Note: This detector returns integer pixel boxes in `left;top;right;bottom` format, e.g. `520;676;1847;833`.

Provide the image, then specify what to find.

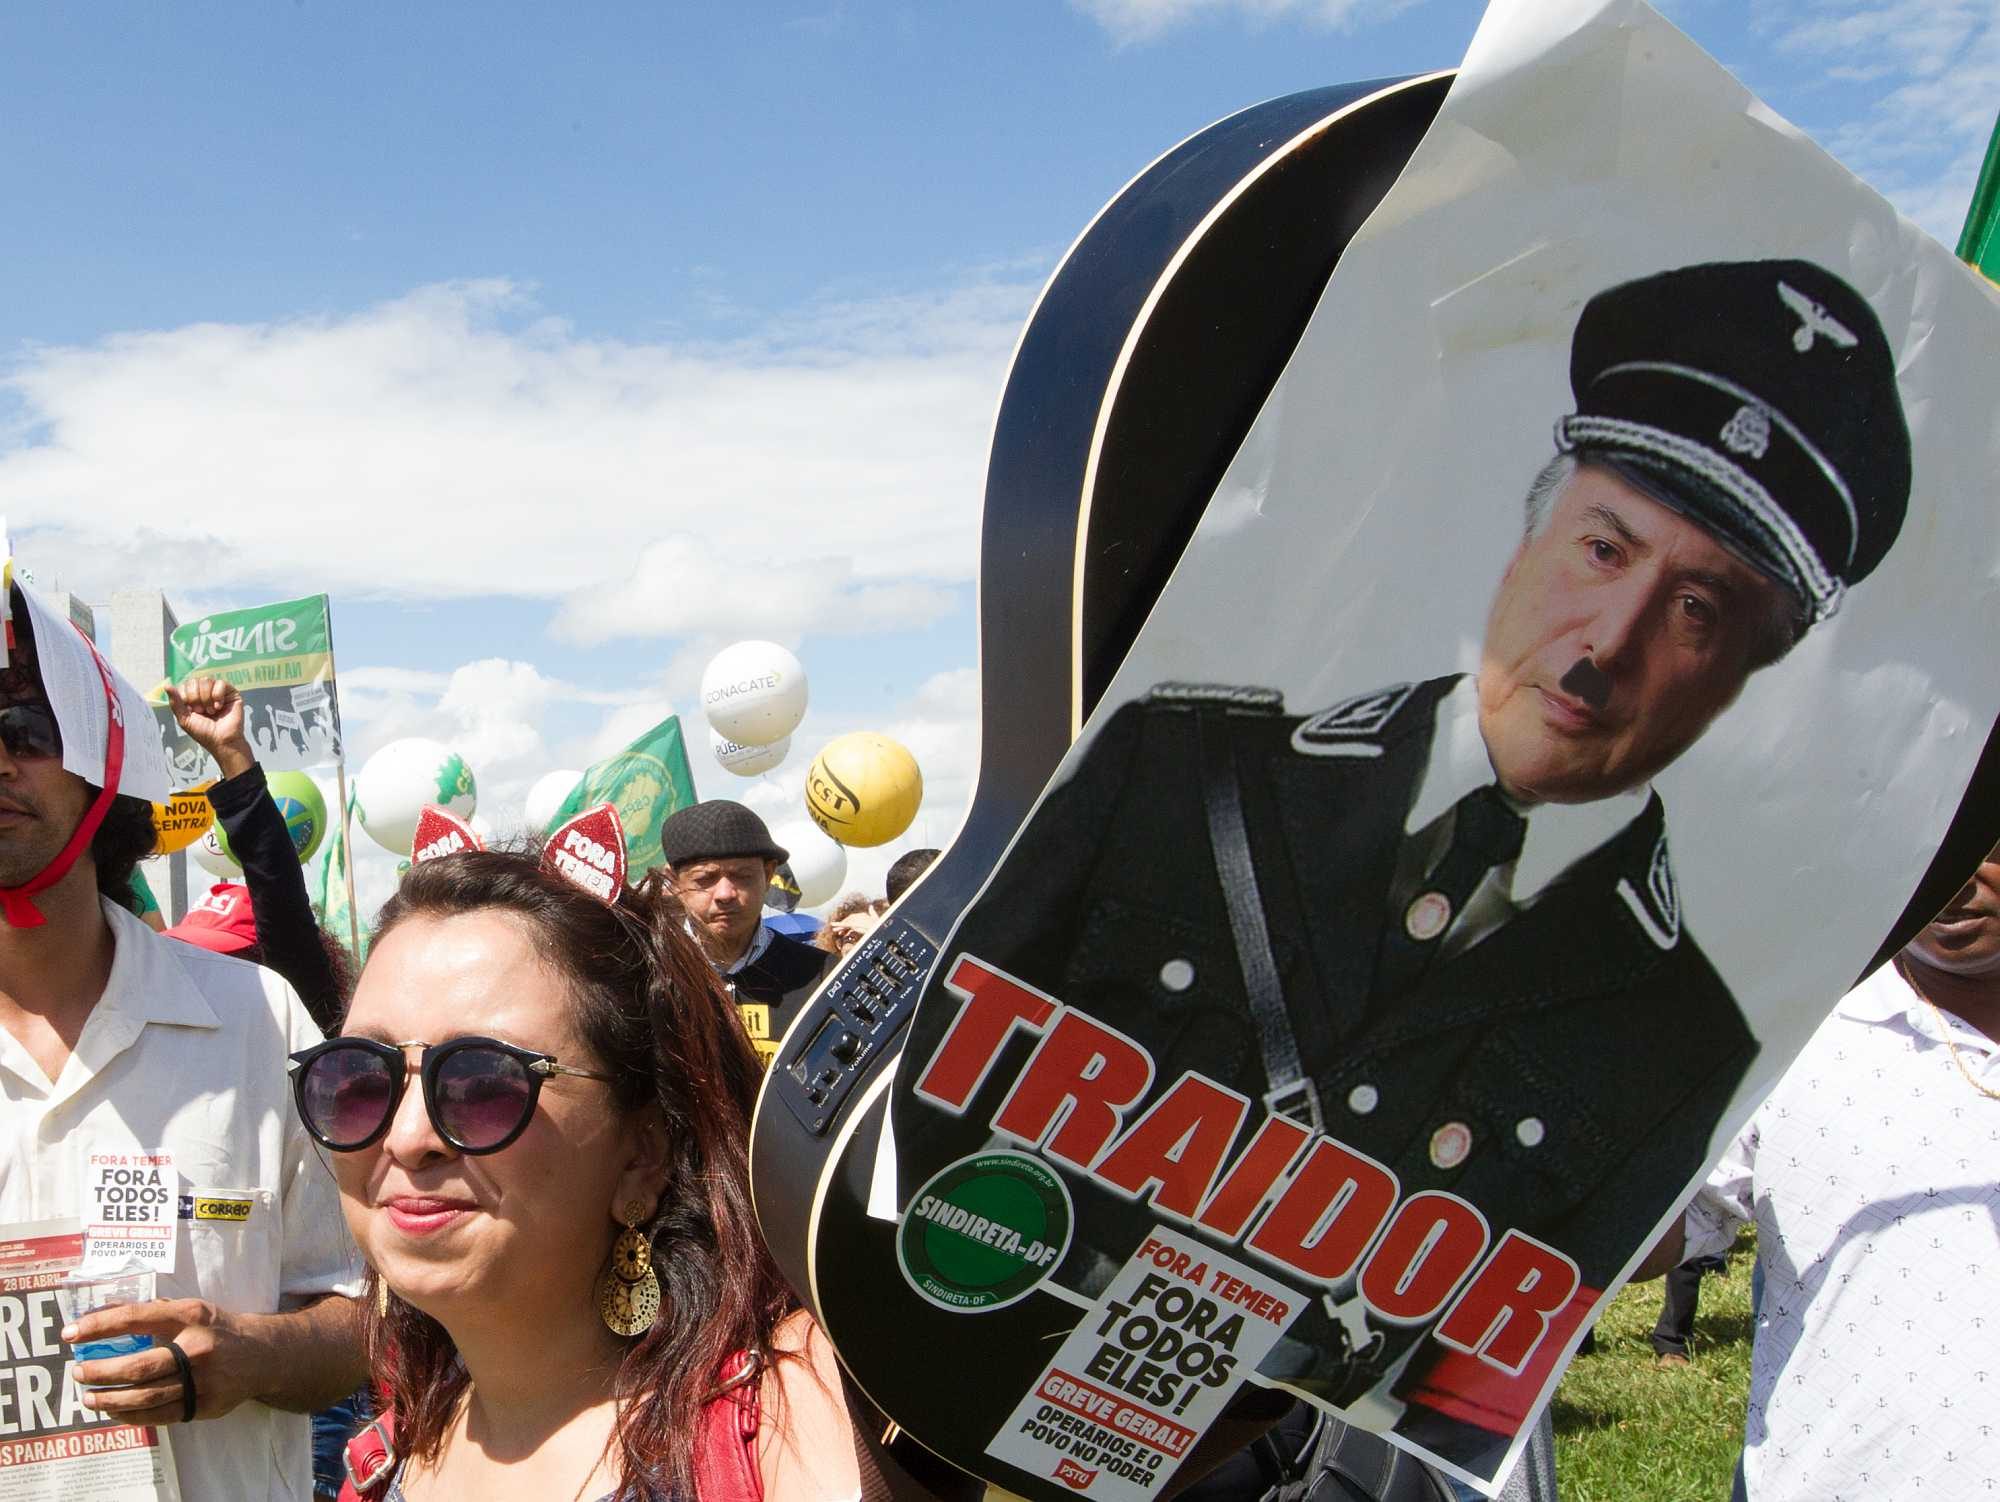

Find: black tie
1373;785;1528;998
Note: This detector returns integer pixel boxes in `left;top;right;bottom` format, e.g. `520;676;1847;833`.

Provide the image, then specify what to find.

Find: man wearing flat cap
916;259;1913;1469
660;800;833;1065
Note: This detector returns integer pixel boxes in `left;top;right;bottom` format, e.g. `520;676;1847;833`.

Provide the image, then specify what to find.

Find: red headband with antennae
410;805;483;864
540;805;626;904
409;802;628;907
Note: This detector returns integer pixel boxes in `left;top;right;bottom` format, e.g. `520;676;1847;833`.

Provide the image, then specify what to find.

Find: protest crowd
2;537;1994;1502
4;11;1997;1501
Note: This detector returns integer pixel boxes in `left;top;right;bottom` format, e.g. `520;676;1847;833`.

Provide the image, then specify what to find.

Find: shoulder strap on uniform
1196;709;1320;1132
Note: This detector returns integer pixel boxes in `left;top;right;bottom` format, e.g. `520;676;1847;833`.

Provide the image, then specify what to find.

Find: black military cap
659;800;788;868
1556;258;1910;625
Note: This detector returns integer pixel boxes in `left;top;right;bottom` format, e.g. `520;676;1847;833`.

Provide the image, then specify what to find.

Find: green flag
315;786;368;965
548;715;699;881
1959;111;2000;281
154;593;344;783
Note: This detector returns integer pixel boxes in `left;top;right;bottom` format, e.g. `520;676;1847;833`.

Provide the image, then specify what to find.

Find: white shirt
1684;963;2000;1501
1393;676;1654;958
0;900;363;1501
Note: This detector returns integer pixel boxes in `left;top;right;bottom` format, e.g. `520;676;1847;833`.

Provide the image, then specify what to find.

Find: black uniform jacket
728;928;834;1067
929;676;1757;1450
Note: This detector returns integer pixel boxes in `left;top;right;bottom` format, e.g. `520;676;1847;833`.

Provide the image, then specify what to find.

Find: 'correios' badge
898;1151;1073;1313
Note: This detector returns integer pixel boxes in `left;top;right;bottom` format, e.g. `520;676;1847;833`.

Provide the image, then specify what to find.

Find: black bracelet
165;1342;196;1424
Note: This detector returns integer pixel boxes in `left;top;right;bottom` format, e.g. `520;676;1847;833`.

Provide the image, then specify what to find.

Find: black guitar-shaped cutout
749;73;1453;1501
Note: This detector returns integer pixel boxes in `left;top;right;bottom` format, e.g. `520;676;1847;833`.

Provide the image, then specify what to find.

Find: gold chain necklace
1895;958;2000;1102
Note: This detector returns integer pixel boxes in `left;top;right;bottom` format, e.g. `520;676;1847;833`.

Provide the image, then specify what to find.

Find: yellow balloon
805;733;923;848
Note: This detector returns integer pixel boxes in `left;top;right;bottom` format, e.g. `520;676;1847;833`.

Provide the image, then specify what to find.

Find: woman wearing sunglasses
291;811;860;1502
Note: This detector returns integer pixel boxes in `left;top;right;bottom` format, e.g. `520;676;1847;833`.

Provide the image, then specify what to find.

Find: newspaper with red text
0;1220;179;1501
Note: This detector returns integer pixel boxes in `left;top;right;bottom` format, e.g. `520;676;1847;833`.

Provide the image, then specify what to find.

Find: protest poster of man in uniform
149;594;343;783
886;0;2000;1491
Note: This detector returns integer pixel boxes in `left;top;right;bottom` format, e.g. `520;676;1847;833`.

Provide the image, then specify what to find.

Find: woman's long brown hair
360;845;792;1497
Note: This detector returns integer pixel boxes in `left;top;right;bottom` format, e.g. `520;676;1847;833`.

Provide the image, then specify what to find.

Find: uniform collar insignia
1291;683;1417;756
1616;834;1681;950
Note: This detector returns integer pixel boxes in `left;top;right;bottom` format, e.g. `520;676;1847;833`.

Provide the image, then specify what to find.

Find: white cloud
585;699;682;764
339;666;453;698
434;658;561;778
1069;0;1419;44
2;275;1028;629
553;535;958;645
1756;0;2000;243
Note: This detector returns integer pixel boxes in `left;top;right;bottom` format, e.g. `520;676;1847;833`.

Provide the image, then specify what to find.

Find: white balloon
712;728;790;777
356;738;478;857
523;769;582;832
190;827;239;877
701;641;808;748
468;813;495;843
774;822;847;908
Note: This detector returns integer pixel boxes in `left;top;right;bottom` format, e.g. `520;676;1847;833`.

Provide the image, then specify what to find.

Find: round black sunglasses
289;1035;615;1156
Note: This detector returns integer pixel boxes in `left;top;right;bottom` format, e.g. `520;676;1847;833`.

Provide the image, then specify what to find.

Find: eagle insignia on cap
1719;404;1773;459
1778;281;1859;354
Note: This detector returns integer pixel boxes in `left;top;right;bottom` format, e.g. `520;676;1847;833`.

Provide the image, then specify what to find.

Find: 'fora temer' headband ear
409;802;628;906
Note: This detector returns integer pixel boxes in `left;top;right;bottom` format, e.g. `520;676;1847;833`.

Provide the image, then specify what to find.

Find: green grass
1550;1229;1755;1501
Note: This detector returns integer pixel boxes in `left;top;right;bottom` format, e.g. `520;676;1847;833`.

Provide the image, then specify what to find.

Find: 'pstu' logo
1054;1459;1097;1490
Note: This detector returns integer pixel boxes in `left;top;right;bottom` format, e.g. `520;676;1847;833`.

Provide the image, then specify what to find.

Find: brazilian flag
548;715;699;882
1959;110;2000;282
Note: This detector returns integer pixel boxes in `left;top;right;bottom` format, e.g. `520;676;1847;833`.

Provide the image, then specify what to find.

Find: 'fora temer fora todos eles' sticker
985;1226;1302;1500
913;956;1586;1382
898;1151;1074;1312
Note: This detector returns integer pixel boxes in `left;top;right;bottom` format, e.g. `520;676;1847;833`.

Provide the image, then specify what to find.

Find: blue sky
3;0;1994;906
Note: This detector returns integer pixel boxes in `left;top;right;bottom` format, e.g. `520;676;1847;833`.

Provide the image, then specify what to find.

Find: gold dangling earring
596;1200;661;1337
375;1272;390;1318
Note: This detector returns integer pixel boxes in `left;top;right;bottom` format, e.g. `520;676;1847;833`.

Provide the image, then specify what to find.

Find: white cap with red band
11;583;171;803
0;581;173;927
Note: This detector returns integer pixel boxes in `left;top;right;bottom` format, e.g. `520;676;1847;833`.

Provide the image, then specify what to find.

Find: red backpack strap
695;1353;764;1502
339;1410;400;1501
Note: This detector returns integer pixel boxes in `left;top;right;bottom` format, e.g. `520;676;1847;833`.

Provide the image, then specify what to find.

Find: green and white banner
152;594;342;784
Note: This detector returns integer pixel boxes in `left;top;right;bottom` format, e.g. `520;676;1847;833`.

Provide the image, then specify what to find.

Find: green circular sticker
897;1151;1073;1313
